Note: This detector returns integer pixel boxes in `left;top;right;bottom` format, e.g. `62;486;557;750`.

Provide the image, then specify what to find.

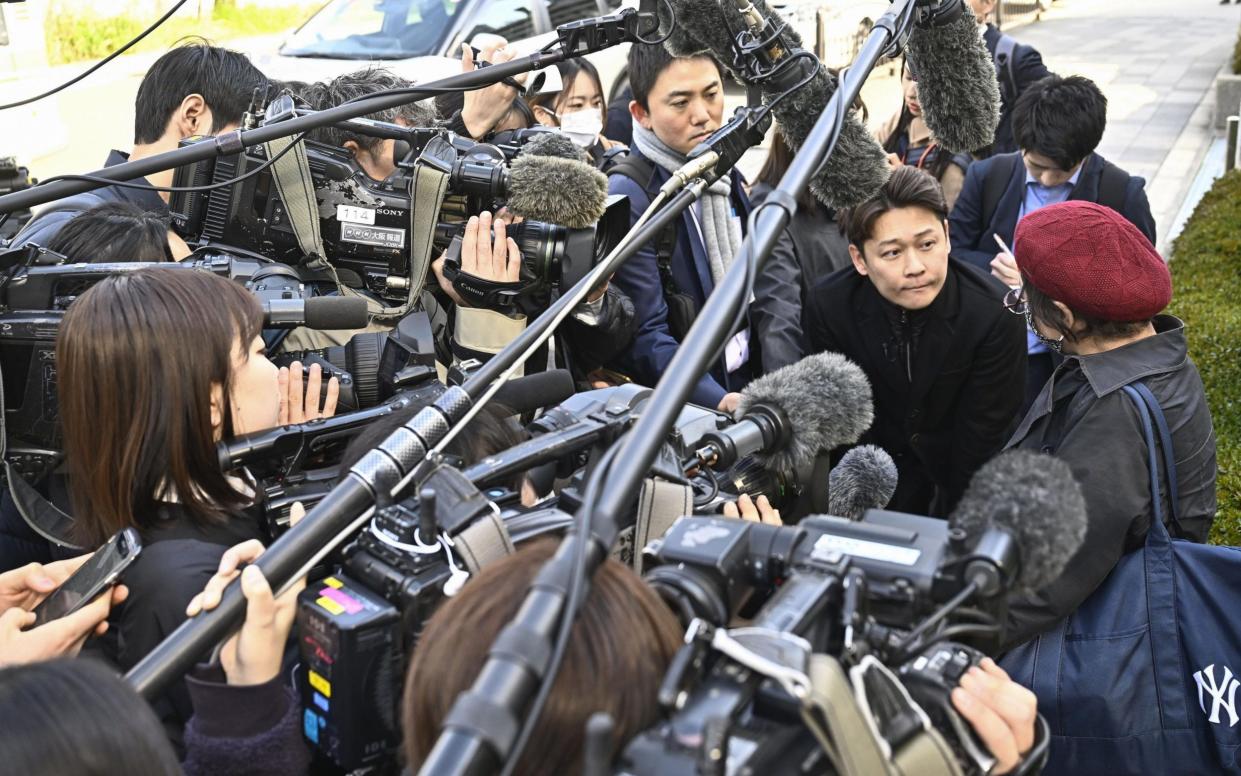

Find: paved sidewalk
1008;0;1239;253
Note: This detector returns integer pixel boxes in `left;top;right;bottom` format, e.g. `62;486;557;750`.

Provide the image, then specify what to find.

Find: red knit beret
1013;201;1171;321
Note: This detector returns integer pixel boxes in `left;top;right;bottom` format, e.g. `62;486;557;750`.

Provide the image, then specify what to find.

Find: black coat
1002;315;1216;648
984;24;1051;156
804;260;1027;516
749;182;853;298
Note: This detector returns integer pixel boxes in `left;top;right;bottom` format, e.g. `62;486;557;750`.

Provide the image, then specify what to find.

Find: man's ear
172;94;210;138
629;100;652;131
848;244;869;276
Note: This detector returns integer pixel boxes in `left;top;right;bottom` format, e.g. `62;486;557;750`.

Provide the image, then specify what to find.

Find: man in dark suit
804;167;1026;517
968;0;1052;155
606;44;803;411
949;74;1156;410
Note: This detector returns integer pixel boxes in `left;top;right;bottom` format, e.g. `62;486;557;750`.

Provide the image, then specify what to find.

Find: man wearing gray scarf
606;44;805;411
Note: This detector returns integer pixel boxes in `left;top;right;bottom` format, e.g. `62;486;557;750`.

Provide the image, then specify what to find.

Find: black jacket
105;503;266;754
1003;315;1216;648
804;260;1027;515
749;182;853;300
11;150;168;250
984;24;1051;155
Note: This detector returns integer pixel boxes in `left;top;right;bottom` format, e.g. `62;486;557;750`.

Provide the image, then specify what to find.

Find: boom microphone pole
418;2;928;773
0;7;655;216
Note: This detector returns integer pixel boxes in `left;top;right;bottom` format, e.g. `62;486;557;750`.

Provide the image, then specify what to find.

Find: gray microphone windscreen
655;0;889;209
301;296;370;330
736;351;874;476
506;154;608;230
950;450;1089;593
828;444;898;521
518;131;588;162
905;5;1001;154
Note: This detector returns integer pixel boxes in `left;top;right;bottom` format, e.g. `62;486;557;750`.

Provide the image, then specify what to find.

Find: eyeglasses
1003;286;1028;316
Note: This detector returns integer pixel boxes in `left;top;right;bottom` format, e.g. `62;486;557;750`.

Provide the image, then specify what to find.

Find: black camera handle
0;7;655;218
417;1;930;773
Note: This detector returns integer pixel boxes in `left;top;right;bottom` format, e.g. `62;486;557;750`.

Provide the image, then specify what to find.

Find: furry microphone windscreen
828;444;898;521
905;4;1001;154
656;0;888;209
950;450;1089;593
506;154;608;229
518;131;588;162
736;351;874;476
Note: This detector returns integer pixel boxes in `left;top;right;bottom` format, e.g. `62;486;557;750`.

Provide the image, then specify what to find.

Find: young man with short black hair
805;166;1026;516
14;41;268;250
606;44;803;411
948;74;1156;411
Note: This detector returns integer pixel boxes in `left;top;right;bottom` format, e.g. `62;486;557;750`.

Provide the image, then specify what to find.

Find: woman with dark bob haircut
45;201;188;263
56;267;332;748
403;538;684;775
1001;200;1217;648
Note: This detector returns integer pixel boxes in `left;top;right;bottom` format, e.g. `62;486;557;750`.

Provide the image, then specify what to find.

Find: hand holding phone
32;528;141;624
991;234;1022;288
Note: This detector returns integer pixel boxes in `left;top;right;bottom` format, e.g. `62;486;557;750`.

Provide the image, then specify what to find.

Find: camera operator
404;539;1040;774
1001;201;1216;648
10;41;268;251
0;540;311;776
50;268;334;750
285;67;637;385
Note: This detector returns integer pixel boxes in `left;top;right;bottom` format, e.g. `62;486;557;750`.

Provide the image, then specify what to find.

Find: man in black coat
804;167;1026;517
968;0;1052;155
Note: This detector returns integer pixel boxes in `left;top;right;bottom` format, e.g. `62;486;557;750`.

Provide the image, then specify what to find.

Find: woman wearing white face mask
529;58;624;164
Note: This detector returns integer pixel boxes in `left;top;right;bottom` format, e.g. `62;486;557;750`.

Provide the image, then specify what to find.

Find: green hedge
1168;170;1241;545
46;3;319;66
1234;23;1241;75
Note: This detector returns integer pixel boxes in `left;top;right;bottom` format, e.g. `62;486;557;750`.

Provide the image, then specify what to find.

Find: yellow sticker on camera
316;595;345;616
308;670;332;698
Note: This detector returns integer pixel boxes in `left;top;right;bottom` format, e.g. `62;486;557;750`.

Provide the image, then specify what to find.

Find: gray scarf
632;123;741;285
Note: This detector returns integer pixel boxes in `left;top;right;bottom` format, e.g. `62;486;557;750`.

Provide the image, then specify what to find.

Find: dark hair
340;402;527;493
133;39;267;145
527;58;609;126
46;202;173;263
1023;278;1151;344
627;43;722;110
295;68;438;154
0;658;181;776
841;165;948;249
882;59;956;183
58;267;264;548
1010;75;1107;171
756;128;821;211
403;538;684;775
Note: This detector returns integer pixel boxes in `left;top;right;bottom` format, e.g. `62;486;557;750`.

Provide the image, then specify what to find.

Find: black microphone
656;0;890;210
827;444;898;521
905;0;1001;154
505;151;609;229
490;368;576;416
698;352;874;477
262;295;370;329
950;449;1089;596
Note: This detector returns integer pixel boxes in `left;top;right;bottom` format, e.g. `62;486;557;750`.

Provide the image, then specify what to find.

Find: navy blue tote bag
1000;384;1241;774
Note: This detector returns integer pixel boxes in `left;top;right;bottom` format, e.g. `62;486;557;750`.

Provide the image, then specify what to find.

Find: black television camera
168;116;628;310
619;511;1027;774
0;157;34;242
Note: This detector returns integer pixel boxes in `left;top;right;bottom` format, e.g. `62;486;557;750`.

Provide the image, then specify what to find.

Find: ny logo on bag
1193;664;1240;727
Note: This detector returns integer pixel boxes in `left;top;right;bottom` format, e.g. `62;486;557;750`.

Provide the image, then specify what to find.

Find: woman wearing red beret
999;200;1217;648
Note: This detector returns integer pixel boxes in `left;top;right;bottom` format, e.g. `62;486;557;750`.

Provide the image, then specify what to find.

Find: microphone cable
0;0;191;111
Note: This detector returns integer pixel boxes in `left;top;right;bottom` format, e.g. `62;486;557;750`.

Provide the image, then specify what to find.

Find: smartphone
32;528;142;624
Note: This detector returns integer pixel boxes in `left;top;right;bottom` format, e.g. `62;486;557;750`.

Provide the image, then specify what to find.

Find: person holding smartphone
0;554;127;665
53;267;335;751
